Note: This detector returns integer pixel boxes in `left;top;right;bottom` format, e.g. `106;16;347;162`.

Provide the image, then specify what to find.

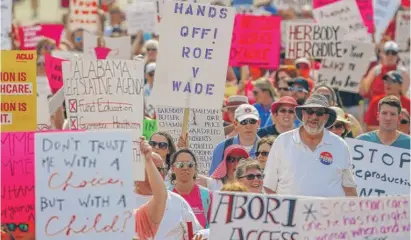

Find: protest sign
143;118;158;139
229;15;281;69
36;76;52;131
126;1;158;35
299;195;410;239
62;59;145;180
373;0;401;44
35;130;135;239
1;50;37;132
346;138;410;197
313;0;371;42
1;132;35;227
156;106;224;174
151;1;235;109
83;31;131;60
272;0;313;12
285;22;345;59
17;24;64;50
45;54;65;93
316;41;374;92
399;52;410;74
69;0;99;33
1;0;12;50
210;192;300;239
395;10;410;51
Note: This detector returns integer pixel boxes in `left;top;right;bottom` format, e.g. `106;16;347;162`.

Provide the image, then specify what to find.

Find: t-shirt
364;95;411;126
356;131;411;150
135;203;159;240
254;103;272;127
135;191;203;240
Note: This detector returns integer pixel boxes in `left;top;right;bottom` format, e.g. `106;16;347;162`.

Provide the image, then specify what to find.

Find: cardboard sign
126;1;158;34
210;192;300;239
36;76;52;131
373;0;401;43
285;22;345;59
316;41;374;92
313;0;371;42
300;196;410;239
346;138;410;197
1;132;35;225
35;130;135;239
62;59;145;180
18;24;64;50
83;31;131;60
156;106;225;174
151;1;235;109
69;0;99;33
1;50;37;132
1;0;12;50
45;54;65;93
395;10;410;51
229;15;281;69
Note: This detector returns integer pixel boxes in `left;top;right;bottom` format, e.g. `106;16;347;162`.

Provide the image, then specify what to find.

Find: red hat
271;96;298;114
210;145;249;179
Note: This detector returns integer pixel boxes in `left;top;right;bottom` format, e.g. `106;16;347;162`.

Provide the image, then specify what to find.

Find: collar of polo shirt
292;127;333;146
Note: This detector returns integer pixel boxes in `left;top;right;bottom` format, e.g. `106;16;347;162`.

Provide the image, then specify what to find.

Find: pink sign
45;54;65;93
313;0;374;33
229;15;281;69
1;132;35;224
94;47;112;59
18;24;64;50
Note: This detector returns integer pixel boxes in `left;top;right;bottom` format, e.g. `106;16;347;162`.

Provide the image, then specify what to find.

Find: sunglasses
296;63;309;69
304;108;326;117
174;161;195;169
239;119;257;125
147;48;157;52
278;87;289;91
226;156;243;163
289;86;308;93
330;122;344;129
278;108;295;114
148;140;169;149
400;119;409;124
239;173;264;180
148;72;154;77
385;50;398;56
383;78;399;84
5;223;29;232
256;151;269;157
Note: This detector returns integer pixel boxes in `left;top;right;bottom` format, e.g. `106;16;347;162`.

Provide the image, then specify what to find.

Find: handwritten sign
83;31;131;60
35;130;135;239
36;76;52;131
17;24;64;50
285;22;344;59
143;118;158;139
346;138;410;197
210;192;300;239
316;41;374;92
1;0;12;50
299;196;411;239
45;54;65;93
69;0;99;33
373;0;401;43
156;106;224;174
313;0;371;42
151;1;235;109
62;59;145;180
395;10;410;51
1;50;37;132
229;15;281;69
126;1;157;34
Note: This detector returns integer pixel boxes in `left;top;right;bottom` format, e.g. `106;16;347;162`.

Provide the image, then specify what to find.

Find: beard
303;121;326;135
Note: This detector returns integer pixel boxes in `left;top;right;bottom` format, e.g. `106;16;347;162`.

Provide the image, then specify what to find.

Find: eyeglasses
296;63;309;69
5;223;29;232
278;87;289;91
156;167;168;174
383;78;399;84
226;156;244;163
147;48;157;52
174;161;195;169
304;108;326;117
289;86;308;93
239;118;258;125
385;50;398;56
278;108;295;114
256;151;269;157
148;140;169;149
330;122;344;129
401;119;409;124
239;173;264;180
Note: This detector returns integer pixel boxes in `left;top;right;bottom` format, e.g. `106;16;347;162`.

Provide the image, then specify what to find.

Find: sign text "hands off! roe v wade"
151;1;235;109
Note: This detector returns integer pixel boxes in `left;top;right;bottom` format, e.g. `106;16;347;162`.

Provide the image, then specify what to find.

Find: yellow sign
1;50;37;132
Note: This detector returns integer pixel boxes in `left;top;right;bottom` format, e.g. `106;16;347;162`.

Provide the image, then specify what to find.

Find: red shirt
364;95;411;126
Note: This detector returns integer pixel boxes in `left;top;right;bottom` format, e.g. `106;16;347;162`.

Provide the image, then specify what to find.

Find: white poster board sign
285;22;345;59
0;0;12;50
210;192;300;239
373;0;401;43
313;0;371;42
156;106;224;174
316;41;374;93
35;130;135;239
346;138;410;197
62;59;145;180
126;1;158;34
151;1;235;109
395;10;410;51
69;0;99;33
83;31;131;60
36;76;52;131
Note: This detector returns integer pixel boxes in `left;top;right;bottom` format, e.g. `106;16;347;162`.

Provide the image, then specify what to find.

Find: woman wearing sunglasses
235;159;264;193
256;136;275;170
327;107;351;139
169;149;212;229
149;131;177;171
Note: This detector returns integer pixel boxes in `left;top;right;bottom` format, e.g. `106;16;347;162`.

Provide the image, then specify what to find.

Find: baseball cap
235;104;259;122
223;95;249;111
383;70;403;84
287;77;310;92
294;57;310;66
384;41;399;53
146;62;156;74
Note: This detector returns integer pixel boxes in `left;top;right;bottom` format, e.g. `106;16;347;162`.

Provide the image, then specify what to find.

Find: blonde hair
221;182;248;192
235;158;263;180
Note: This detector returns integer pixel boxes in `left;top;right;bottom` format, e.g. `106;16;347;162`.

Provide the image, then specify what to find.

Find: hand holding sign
139;137;152;163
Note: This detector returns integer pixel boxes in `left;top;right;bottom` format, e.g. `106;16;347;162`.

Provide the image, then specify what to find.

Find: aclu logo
16;53;34;61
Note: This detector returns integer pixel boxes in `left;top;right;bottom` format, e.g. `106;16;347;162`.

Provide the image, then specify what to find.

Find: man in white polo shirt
263;94;358;197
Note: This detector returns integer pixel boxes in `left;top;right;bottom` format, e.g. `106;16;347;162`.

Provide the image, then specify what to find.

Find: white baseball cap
235;104;260;122
384;41;399;52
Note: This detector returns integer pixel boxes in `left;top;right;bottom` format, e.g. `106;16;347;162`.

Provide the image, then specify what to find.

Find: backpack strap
199;186;211;229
